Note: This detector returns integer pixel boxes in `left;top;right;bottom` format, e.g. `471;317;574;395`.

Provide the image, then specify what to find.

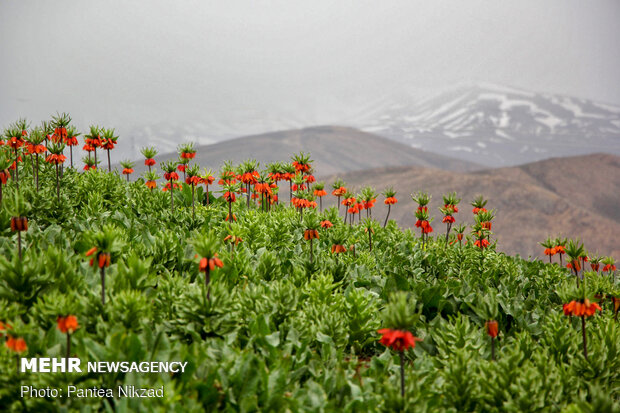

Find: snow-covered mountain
361;84;620;166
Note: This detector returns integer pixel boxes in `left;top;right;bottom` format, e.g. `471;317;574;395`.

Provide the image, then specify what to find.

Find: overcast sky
1;0;619;142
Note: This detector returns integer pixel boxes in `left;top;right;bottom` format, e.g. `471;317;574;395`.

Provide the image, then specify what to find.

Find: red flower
198;254;224;272
377;329;421;352
145;158;156;166
544;247;556;256
331;244;347;253
177;164;187;173
563;299;601;317
442;216;455;224
332;187;347;197
122;168;134;175
57;315;80;334
320;220;333;228
603;264;617;272
485;320;498;338
444;204;459;213
304;229;319;240
223;191;236;202
186;176;201;186
10;217;28;232
5;336;27;353
163;172;179;181
590;263;600;272
474;239;490;249
45;154;67;165
146;180;157;189
7;137;24;149
304;174;316;184
384;196;398;205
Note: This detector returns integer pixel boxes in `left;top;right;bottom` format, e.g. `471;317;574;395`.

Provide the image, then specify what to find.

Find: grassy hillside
320;153;620;259
0;147;619;411
127;126;480;176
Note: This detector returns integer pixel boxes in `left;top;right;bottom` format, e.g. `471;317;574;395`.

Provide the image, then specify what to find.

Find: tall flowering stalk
485;320;499;361
161;161;179;214
82;156;98;171
120;160;135;182
341;191;356;226
221;181;241;227
4;125;24;190
471;195;488;215
382;187;398;228
64;126;80;168
6;192;30;260
239;160;259;209
193;231;223;301
200;168;215;206
85;225;120;306
57;315;79;359
282;163;297;205
452;223;466;246
441;192;461;243
412;192;432;248
360;186;377;219
331;179;347;213
555;237;567;267
303;214;320;264
141;146;158;173
378;292;422;399
84;126;102;167
186;164;201;220
565;239;585;287
101;128;118;172
0;152;12;205
313;181;327;211
26;128;47;191
541;237;556;263
563;298;601;360
46;142;67;202
143;170;159;191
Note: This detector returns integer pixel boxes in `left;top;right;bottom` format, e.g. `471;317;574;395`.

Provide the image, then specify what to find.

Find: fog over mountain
1;1;619;165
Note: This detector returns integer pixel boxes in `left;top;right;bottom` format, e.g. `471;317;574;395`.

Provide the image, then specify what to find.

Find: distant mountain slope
128;126;480;176
362;84;620;167
320;153;620;258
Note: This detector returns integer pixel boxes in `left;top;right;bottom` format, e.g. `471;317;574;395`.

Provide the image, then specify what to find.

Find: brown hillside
129;126;480;176
319;154;620;259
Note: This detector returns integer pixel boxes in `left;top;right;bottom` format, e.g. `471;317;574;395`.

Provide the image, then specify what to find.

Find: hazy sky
1;0;619;143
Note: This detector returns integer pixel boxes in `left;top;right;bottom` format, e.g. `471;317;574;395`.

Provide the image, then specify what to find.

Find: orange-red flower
163;172;179;181
304;229;319;240
474;239;490;249
122;168;134;175
146;180;157;189
332;187;347;197
198;254;224;272
563;299;601;317
45;154;67;165
603;264;617;272
0;321;12;335
472;207;487;215
485;320;498;338
85;247;111;268
5;336;27;353
320;220;333;228
442;216;455;224
57;315;80;334
223;191;236;202
384;196;398;205
331;244;347;253
144;158;156;166
186;176;201;186
10;217;28;232
377;329;421;352
544;247;556;256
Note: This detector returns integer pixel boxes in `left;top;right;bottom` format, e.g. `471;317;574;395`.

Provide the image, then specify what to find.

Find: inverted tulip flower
193;231;223;301
554;237;567;267
451;223;466;246
179;142;197;162
587;255;601;273
221;181;241;226
82;156;98;171
141;146;158;173
281;163;297;205
341;191;356;225
120;160;135;182
292;151;312;175
57;315;79;359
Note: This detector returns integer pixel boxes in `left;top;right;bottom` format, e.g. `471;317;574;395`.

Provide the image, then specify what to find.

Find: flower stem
17;231;22;260
100;266;106;306
581;315;588;361
491;337;495;361
66;333;71;359
399;351;405;398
